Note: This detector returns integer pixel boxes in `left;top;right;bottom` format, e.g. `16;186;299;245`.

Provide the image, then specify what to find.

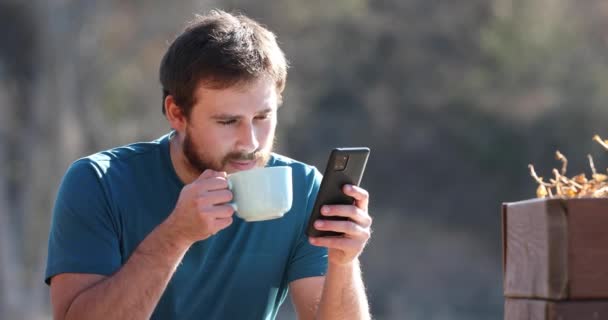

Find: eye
255;114;271;121
218;119;237;126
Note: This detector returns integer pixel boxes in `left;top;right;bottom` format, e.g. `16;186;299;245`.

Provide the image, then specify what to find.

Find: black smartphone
306;147;370;237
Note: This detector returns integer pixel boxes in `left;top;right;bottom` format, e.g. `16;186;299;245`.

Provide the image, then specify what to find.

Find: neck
169;132;200;185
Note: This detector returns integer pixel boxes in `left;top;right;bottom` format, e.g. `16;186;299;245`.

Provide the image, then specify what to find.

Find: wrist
158;215;194;251
131;217;192;271
328;258;360;271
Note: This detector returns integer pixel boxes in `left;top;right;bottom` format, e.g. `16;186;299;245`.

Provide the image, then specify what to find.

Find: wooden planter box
502;198;608;300
505;298;608;320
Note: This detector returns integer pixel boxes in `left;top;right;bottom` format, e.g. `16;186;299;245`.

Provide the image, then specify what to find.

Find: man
46;10;372;320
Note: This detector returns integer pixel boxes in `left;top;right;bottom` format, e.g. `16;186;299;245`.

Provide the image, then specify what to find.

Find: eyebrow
210;108;274;120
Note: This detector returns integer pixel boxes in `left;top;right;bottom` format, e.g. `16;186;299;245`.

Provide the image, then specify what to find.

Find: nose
237;121;259;153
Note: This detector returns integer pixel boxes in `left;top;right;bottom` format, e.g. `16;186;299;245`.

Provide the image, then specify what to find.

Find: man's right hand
164;169;235;246
51;168;234;320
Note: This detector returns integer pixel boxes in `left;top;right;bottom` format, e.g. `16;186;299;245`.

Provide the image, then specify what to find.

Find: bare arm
290;262;369;320
52;220;190;320
298;184;372;320
316;261;369;319
290;277;324;320
50;170;235;320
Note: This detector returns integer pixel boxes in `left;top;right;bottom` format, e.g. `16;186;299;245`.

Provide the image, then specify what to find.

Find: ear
164;95;187;132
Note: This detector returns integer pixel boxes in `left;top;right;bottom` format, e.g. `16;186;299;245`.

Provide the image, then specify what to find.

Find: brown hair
159;10;288;117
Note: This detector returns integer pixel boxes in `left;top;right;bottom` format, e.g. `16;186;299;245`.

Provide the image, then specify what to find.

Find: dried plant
529;135;608;198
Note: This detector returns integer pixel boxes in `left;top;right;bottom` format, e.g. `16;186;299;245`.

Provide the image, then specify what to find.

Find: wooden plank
503;198;568;299
505;298;608;320
503;198;608;300
504;299;547;320
567;199;608;298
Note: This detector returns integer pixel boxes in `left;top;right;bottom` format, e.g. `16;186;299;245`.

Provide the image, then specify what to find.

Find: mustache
224;149;264;162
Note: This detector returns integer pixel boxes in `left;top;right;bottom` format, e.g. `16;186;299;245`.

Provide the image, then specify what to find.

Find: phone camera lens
334;155;349;171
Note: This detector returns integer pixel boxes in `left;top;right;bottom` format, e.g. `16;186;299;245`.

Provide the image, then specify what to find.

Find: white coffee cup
226;166;293;222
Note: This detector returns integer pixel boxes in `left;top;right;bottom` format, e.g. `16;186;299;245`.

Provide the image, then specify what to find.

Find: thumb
197;169;226;181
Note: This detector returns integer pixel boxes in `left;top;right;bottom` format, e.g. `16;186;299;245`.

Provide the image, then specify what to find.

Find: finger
199;203;235;218
308;236;361;251
196;169;227;181
343;185;369;211
197;189;233;207
196;176;230;192
314;220;370;239
213;204;236;218
214;216;234;230
320;205;372;227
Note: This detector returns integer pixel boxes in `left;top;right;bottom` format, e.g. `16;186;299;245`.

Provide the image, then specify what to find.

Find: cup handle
226;179;238;211
227;201;238;211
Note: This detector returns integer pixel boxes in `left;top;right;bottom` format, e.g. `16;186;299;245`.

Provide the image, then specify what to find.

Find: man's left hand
309;185;372;265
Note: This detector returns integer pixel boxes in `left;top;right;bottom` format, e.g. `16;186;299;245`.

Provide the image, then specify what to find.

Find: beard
182;127;273;174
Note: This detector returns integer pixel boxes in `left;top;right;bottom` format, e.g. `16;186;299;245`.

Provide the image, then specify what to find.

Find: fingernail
315;221;324;227
321;206;330;214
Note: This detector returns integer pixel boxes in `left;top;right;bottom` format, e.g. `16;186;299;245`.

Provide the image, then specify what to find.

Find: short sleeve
45;159;121;285
286;168;328;283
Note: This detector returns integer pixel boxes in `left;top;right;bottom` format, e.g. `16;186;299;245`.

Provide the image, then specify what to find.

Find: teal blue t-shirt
45;133;328;319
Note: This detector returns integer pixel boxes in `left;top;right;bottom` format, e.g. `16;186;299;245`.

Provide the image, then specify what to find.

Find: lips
229;160;257;171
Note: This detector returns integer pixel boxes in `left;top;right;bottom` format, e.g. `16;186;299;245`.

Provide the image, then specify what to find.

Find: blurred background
2;0;608;319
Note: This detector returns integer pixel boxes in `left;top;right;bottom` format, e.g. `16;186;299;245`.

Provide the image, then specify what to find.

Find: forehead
191;77;278;115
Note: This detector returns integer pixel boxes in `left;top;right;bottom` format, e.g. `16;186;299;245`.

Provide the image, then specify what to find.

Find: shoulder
66;135;169;179
57;135;171;203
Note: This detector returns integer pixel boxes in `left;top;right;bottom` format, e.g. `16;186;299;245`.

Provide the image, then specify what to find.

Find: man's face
180;77;278;174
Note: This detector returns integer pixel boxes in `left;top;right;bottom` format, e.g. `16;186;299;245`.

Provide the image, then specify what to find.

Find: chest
156;219;297;319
